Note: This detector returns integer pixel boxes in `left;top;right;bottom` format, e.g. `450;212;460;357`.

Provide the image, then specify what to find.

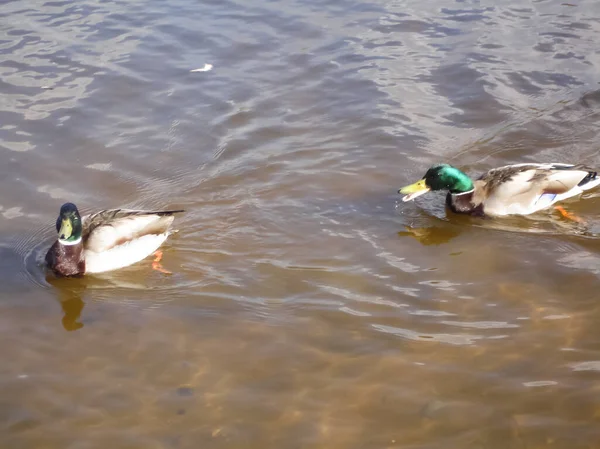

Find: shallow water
2;0;600;447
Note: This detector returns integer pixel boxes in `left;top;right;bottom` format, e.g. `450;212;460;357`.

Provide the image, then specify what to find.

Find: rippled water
2;0;600;447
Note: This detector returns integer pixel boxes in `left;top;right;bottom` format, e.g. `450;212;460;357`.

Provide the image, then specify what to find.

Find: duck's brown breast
45;241;86;277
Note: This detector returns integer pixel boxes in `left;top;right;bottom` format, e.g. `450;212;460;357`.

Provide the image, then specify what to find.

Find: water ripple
372;323;485;346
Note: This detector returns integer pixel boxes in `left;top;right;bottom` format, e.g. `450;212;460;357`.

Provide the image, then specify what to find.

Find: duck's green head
56;202;83;244
399;164;474;202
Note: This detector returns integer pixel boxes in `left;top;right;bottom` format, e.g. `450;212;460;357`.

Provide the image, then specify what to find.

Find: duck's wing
82;208;184;253
478;163;599;215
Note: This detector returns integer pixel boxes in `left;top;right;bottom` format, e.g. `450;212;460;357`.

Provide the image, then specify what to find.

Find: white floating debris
86;162;112;171
190;64;213;72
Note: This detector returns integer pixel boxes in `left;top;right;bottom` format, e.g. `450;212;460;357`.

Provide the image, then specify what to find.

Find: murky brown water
2;0;600;447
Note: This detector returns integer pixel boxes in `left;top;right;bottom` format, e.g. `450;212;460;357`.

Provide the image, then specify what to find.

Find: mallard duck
45;203;184;277
398;163;600;217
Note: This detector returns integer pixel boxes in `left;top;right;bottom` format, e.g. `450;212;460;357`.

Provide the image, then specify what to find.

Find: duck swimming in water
45;203;184;277
399;163;600;219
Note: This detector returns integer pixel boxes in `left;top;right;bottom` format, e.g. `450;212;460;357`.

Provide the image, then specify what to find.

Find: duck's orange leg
152;250;172;274
555;205;585;223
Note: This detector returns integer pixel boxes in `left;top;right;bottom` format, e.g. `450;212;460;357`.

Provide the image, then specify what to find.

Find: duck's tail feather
577;171;600;191
152;209;185;216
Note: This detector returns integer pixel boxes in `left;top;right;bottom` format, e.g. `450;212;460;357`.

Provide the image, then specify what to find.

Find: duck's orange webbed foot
152;250;172;274
555;205;585;224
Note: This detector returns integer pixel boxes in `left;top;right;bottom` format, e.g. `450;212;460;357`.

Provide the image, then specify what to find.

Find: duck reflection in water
46;275;86;331
398;224;462;246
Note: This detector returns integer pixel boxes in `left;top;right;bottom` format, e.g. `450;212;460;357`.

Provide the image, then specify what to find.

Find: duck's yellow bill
398;179;430;202
59;218;73;240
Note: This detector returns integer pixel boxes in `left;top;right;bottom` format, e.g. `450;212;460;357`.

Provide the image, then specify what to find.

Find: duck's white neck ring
59;237;82;246
452;189;475;196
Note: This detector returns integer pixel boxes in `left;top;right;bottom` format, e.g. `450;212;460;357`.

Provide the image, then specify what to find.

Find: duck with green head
399;163;600;217
45;202;184;277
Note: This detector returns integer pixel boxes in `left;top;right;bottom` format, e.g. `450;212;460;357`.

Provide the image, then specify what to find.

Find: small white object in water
86;162;112;171
190;64;213;72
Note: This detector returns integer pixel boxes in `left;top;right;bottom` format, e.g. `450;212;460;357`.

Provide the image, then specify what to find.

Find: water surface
2;0;600;447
